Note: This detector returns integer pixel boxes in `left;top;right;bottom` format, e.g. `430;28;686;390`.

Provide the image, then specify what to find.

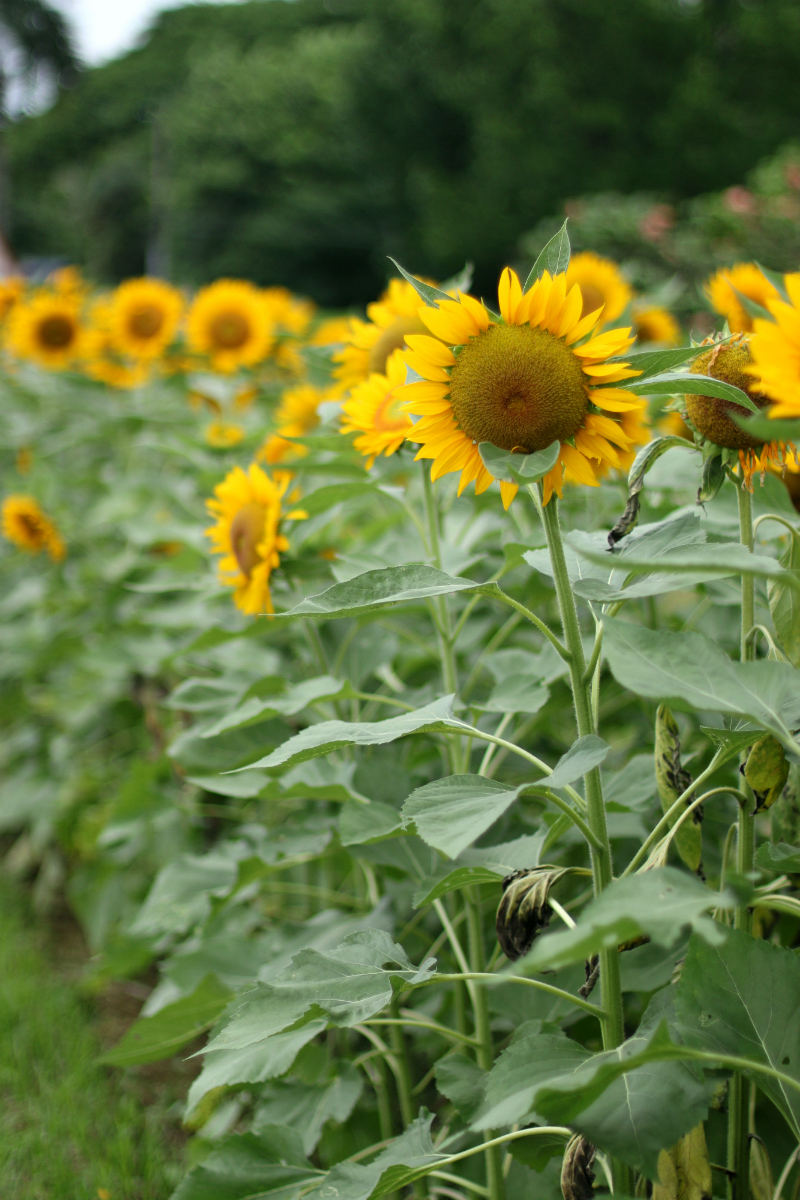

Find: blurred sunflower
2;495;65;561
341;349;412;468
401;267;643;507
309;315;353;347
565;252;632;326
333;278;445;395
258;382;329;465
109;277;184;360
0;275;25;321
262;287;316;336
632;304;680;345
682;333;797;488
47;265;88;300
706;264;779;334
6;291;87;370
187;281;273;373
747;273;800;417
205;463;306;615
205;421;245;448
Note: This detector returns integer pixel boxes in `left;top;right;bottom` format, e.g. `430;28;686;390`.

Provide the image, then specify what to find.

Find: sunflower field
2;229;800;1200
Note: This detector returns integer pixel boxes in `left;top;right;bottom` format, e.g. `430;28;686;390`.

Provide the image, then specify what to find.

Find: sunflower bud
655;705;703;875
743;735;789;814
685;340;768;451
561;1135;596;1200
495;867;567;961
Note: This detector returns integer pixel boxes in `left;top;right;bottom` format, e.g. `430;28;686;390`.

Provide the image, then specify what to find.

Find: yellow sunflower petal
498;268;525;325
420;301;479;344
560;443;599;486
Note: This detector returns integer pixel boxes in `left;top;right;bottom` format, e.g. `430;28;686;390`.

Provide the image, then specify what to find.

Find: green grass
0;880;184;1199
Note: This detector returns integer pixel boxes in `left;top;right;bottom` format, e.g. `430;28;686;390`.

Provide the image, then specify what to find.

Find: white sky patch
50;0;244;67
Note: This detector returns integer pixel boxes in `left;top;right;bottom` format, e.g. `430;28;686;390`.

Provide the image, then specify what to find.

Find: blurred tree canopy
7;0;799;303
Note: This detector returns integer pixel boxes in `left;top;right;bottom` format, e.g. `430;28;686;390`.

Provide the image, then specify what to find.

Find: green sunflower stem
537;488;631;1196
420;463;460;708
466;889;505;1200
728;481;755;1200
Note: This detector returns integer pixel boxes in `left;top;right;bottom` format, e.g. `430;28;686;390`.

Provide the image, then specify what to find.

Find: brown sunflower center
210;310;250;350
685;342;769;451
39;315;74;349
17;513;44;542
129;304;165;339
578;283;605;320
368;315;427;375
447;323;588;453
230;501;266;576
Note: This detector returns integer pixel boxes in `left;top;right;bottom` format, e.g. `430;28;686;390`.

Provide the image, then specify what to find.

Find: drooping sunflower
401;267;643;507
706;264;780;334
565;252;632;326
6;291;87;370
633;304;680;346
108;277;184;360
205;463;306;615
746;273;800;418
187;281;273;374
2;495;65;561
341;349;413;468
258;382;331;465
332;278;445;395
681;333;798;488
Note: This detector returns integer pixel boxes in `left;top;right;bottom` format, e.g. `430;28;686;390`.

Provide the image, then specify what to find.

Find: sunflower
47;265;88;299
205;463;305;615
205;421;245;448
0;275;26;321
341;349;413;468
6;291;87;370
258;382;330;465
108;278;184;360
332;278;445;395
706;264;780;334
262;287;316;336
2;495;65;561
186;281;273;373
309;315;353;347
401;267;642;507
682;333;798;489
565;252;632;326
633;304;680;345
746;273;800;417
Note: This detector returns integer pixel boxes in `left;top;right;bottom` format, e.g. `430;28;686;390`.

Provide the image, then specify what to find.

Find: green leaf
478;440;561;484
731;413;800;443
275;564;495;620
402;776;528;859
165;677;244;712
730;284;773;322
253;1067;364;1156
699;726;762;757
203;676;352;738
435;1055;487;1121
546;735;609;789
480;676;550;715
523;219;570;291
98;974;233;1067
769;534;800;667
316;1112;444;1200
413;865;509;906
603;618;800;752
388;259;453;308
129;853;238;938
508;1131;569;1172
186;1020;328;1117
339;802;404;846
170;1126;320;1200
754;841;800;873
472;1029;585;1130
572;540;797;596
520;867;731;973
625;371;761;413
603;754;656;812
412;834;547;906
203;929;436;1055
606;345;712;379
236;696;470;773
677;929;800;1138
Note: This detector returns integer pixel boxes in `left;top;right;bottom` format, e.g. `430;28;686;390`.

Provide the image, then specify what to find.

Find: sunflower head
685;338;769;451
340;348;412;468
746;272;800;417
258;382;329;465
205;421;245;448
187;280;273;373
633;305;680;345
706;264;779;334
566;251;632;325
332;277;443;394
205;463;305;615
262;287;316;335
2;494;65;561
6;291;87;370
109;277;184;359
401;265;644;507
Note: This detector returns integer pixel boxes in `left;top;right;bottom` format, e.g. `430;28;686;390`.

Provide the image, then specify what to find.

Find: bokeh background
2;0;799;306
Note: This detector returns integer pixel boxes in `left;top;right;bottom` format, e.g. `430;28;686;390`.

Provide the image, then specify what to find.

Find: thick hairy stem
538;489;630;1196
421;464;459;703
466;890;505;1200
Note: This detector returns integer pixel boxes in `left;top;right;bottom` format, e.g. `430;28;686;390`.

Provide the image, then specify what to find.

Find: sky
51;0;243;65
